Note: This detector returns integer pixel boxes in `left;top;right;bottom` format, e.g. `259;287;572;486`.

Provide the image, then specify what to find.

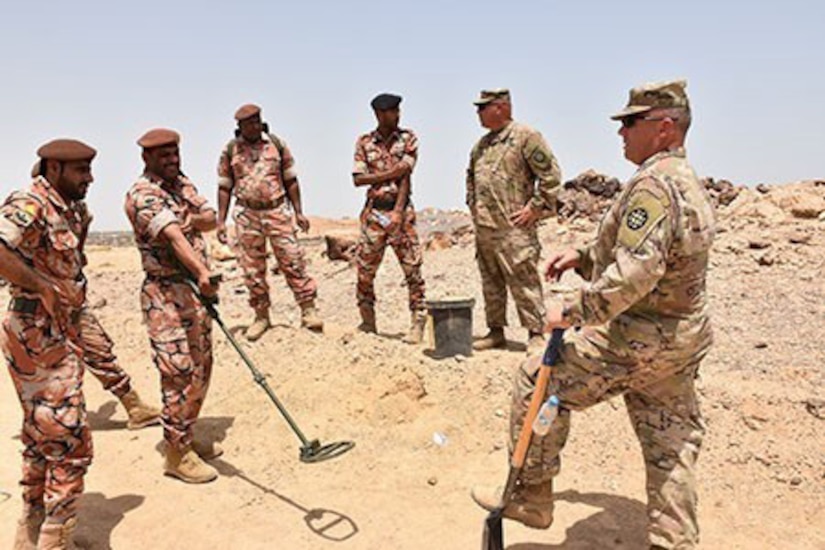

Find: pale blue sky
1;0;822;230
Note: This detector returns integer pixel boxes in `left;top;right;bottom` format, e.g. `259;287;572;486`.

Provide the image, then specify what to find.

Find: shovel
482;328;564;550
188;277;354;463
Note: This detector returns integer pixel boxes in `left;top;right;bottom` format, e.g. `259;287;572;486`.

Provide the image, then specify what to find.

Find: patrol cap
611;79;690;120
137;128;180;149
370;93;402;111
473;88;511;106
235;103;261;121
36;139;97;161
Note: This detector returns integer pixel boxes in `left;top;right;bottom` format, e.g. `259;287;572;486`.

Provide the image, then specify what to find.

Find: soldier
466;88;562;354
352;93;427;342
29;160;162;432
472;80;715;550
1;139;97;549
216;104;323;341
125;128;221;484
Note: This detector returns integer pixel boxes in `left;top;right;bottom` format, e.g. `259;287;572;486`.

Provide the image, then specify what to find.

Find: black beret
371;93;402;111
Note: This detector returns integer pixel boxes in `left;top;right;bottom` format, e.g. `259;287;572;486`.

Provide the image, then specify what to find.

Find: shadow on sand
504;490;648;550
74;492;144;550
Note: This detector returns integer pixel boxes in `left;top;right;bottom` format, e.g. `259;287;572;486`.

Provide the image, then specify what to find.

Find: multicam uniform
124;173;213;452
466;121;561;333
218;134;317;314
513;148;715;548
0;177;92;525
352;128;425;313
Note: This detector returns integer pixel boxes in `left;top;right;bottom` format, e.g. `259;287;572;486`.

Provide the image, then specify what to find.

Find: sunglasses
620;115;673;129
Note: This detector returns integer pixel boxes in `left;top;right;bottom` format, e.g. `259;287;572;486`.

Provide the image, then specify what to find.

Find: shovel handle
510;328;564;469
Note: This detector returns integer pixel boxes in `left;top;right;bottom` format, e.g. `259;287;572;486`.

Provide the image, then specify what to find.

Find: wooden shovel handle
510;328;564;469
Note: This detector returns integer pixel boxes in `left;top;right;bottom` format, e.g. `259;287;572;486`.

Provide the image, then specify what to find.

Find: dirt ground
0;187;824;549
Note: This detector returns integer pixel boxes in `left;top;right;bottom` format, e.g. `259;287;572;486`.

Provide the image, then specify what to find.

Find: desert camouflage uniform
353;128;425;313
466;121;561;332
0;177;92;525
512;148;715;549
218;134;317;314
68;200;135;398
124;173;213;452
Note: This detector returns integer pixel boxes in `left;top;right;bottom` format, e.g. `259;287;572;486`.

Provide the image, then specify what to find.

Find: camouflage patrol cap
611;79;690;120
36;139;97;161
235;103;261;121
371;93;402;111
473;88;511;106
137;128;180;149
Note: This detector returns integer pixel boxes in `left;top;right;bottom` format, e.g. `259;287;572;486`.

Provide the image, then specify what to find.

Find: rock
755;252;775;266
556;170;622;221
90;297;107;310
790;476;803;486
702;177;742;207
425;231;456;251
805;398;825;420
212;243;236;262
427;477;438;486
788;232;811;245
756;184;771;194
754;342;768;349
747;239;771;250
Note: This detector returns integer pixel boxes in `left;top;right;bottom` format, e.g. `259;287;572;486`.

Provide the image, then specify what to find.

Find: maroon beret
137;128;180;149
37;139;97;161
234;103;261;121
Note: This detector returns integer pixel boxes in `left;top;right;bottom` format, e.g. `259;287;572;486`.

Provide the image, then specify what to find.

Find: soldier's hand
510;204;540;228
197;272;218;299
386;211;402;232
545;249;580;281
544;301;571;331
295;214;310;233
216;223;228;245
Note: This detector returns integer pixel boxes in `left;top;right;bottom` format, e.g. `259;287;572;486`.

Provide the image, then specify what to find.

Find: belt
145;273;188;284
9;297;40;315
237;196;285;210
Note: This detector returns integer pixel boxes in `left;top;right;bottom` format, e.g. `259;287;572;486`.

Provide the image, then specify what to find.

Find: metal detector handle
542;328;565;366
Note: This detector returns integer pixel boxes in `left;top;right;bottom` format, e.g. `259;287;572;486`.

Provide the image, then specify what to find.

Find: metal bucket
425;297;475;358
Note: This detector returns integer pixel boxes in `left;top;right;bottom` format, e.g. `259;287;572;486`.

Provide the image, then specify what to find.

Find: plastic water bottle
532;395;560;436
371;211;391;228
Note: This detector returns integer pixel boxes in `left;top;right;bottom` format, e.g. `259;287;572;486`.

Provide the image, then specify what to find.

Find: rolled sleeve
352;139;368;175
147;209;178;238
401;132;419;172
217;143;235;191
0;196;42;250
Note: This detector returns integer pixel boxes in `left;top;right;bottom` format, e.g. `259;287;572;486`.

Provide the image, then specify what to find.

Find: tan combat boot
402;310;427;345
246;313;271;342
471;481;554;529
473;328;506;351
193;438;224;460
119;388;161;430
164;445;218;483
37;517;78;550
12;508;44;550
357;305;377;334
300;301;324;332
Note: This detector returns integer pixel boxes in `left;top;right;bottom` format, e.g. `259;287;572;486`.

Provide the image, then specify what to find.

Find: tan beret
37;139;97;161
137;128;180;149
234;103;261;121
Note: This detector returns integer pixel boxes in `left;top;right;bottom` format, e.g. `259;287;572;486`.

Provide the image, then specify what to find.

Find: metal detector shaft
188;280;311;447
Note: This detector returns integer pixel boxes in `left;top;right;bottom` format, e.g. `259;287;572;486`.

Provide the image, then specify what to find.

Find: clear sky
1;0;822;230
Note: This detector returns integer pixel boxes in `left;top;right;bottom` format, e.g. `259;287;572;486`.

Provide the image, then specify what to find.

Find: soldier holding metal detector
473;80;715;550
124;128;222;484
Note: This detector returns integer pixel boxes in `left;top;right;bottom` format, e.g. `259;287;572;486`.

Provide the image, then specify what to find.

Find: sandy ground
0;201;824;549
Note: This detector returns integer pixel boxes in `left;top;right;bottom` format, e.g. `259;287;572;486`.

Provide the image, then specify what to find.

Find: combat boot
164;445;218;484
37;517;77;550
12;508;44;550
300;301;324;332
473;328;506;351
526;331;546;356
357;305;377;334
119;388;161;430
246;313;271;342
471;481;554;529
402;310;427;345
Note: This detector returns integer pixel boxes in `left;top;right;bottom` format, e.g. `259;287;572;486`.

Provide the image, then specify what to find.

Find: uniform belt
9;297;40;315
237;196;285;210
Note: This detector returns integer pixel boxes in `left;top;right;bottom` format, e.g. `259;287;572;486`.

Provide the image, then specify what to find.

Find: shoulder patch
617;190;668;250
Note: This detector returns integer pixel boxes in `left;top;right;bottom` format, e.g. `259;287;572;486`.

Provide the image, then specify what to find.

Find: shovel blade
482;509;504;550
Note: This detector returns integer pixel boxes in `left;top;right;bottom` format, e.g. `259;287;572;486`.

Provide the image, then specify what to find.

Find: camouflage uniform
512;147;715;548
218;134;317;313
466;121;561;333
353;128;425;313
124;173;213;452
0;176;93;525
